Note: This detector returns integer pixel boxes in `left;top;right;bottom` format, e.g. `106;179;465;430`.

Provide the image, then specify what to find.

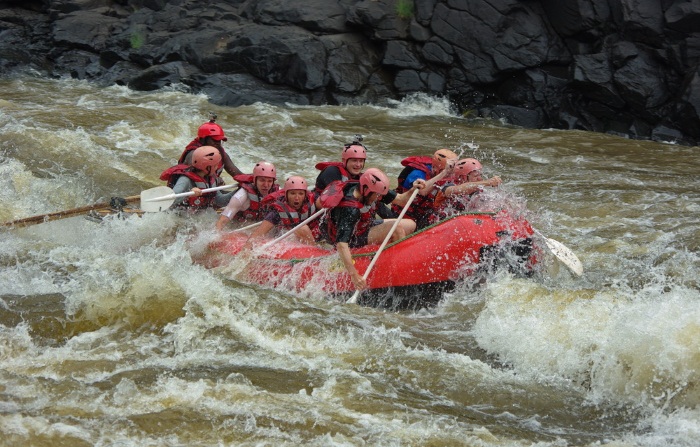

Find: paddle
346;188;420;304
533;229;583;276
259;208;326;250
231;221;263;233
2;195;141;228
140;184;236;212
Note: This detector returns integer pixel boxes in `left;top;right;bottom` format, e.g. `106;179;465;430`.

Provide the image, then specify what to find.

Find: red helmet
359;168;389;196
191;146;222;175
197;122;227;141
284;176;308;191
253;161;276;179
341;143;367;165
455;158;482;177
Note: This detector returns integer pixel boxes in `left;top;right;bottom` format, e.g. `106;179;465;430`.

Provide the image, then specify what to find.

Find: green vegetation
130;32;145;49
396;0;414;20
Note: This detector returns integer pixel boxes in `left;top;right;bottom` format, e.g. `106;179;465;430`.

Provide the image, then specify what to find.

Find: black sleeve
381;189;397;204
331;206;361;244
315;166;342;192
376;202;397;219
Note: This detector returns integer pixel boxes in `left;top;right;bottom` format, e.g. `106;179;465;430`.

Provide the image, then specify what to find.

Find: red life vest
396;156;433;193
323;182;376;244
313;161;354;196
317;180;348;208
231;175;280;222
430;188;481;224
263;190;318;230
392;177;451;229
159;164;218;209
178;139;227;177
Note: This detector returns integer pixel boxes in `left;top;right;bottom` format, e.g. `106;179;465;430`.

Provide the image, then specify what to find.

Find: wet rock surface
1;0;699;146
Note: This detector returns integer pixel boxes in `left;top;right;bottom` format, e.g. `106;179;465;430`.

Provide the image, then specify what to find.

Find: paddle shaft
144;184;235;202
231;221;262;233
2;195;140;228
347;188;420;304
260;208;326;250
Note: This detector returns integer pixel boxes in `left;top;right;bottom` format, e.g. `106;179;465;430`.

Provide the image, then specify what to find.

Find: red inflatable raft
198;211;539;309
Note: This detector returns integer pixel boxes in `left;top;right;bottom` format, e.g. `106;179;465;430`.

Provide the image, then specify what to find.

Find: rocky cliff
1;0;699;146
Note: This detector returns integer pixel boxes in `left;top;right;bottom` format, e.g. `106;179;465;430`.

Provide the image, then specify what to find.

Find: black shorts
348;219;383;248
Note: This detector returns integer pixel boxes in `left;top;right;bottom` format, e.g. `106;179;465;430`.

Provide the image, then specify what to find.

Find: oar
346;188;420;304
2;195;140;228
533;229;583;277
140;184;236;212
259;208;326;250
231;221;263;233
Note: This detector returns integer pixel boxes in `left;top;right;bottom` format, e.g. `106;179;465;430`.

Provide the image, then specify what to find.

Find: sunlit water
1;75;699;446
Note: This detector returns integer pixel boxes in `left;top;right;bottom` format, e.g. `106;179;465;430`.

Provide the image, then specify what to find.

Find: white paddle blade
544;237;583;276
347;291;360;304
140;186;175;212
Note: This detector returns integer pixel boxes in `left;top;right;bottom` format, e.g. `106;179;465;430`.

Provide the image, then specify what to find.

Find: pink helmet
341;143;367;165
191;146;222;174
359;168;389;196
284;176;308;191
252;161;276;179
197;122;227;141
454;158;482;177
432;148;458;170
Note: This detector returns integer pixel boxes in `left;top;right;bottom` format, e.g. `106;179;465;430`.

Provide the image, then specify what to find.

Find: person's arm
419;161;455;196
315;166;341;193
376;202;397;219
216;189;249;230
246;220;275;241
391;179;427;206
171;176;198;207
444;176;502;197
241;211;278;251
222;151;243;177
338;241;366;290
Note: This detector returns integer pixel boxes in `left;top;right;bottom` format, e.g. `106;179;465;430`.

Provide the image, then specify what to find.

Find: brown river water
1;76;699;446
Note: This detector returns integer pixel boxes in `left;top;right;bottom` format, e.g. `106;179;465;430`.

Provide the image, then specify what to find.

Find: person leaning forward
314;137;366;196
430;158;502;222
160;146;233;211
242;176;321;250
314;136;396;219
216;161;279;230
317;168;426;290
179;117;243;179
394;148;459;229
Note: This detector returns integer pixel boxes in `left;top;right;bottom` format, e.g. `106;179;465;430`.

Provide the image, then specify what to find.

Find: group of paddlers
161;119;501;289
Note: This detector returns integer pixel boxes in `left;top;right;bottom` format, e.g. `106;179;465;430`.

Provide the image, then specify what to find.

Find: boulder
0;0;699;145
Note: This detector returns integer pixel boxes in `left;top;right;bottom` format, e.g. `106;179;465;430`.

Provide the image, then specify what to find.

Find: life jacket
323;182;376;245
317;180;348;208
263;190;318;230
229;174;280;222
396;156;433;193
393;177;451;230
431;188;483;224
178;139;227;177
159;164;218;209
313;162;354;196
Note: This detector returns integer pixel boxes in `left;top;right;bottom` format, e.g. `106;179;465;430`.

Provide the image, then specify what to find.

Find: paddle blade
347;291;360;304
140;186;175;212
544;237;583;276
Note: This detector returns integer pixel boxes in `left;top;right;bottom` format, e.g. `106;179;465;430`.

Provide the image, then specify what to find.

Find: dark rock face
1;0;699;146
